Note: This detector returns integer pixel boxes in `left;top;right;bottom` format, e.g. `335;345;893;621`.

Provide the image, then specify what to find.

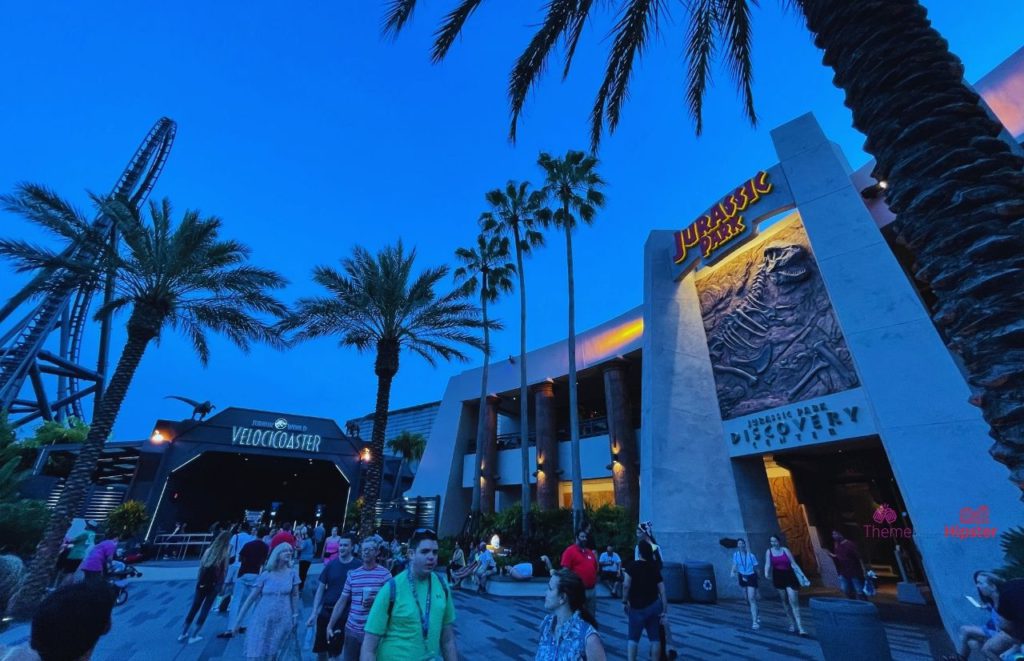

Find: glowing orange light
590;317;644;359
361;447;371;462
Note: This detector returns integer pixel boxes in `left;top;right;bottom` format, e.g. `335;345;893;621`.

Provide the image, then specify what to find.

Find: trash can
810;598;893;661
661;562;688;603
683;561;717;604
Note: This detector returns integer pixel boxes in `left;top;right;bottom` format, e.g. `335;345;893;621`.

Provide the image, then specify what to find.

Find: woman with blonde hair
236;541;301;660
178;530;231;644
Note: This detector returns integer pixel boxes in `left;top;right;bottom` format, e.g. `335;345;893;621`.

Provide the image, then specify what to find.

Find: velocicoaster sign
231;416;323;453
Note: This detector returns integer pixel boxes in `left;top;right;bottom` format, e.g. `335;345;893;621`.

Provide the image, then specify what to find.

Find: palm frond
561;0;595;79
433;0;485;62
382;0;421;38
685;0;720;135
717;0;757;129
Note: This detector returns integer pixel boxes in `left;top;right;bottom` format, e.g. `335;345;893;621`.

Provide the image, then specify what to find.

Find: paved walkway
1;564;954;660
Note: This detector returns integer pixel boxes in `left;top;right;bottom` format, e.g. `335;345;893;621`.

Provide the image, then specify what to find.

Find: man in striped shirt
326;535;390;661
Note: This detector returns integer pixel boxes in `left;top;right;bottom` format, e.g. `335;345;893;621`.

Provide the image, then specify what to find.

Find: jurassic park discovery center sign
671;164;794;280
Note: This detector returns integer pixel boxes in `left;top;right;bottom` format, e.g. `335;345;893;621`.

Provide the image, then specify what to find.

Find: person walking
314;522;327;556
219;526;271;639
545;529;599;623
178;531;231;644
764;534;810;637
536;568;607;660
326;535;391;661
634;521;678;659
829;530;867;600
307;533;360;661
270;522;297;551
218;523;256;614
730;538;760;630
599;545;623;598
622;541;667;661
361;528;458;660
297;530;315;592
235;543;301;660
943;571;1017;661
323;527;342;563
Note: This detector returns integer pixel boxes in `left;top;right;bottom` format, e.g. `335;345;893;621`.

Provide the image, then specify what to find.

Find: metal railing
152;532;214;560
465;415;611;453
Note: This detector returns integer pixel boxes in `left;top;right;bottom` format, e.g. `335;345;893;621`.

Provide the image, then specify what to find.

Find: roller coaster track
0;118;176;427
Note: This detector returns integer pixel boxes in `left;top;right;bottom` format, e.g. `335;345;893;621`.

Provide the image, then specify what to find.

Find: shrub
0;499;50;558
105;500;149;540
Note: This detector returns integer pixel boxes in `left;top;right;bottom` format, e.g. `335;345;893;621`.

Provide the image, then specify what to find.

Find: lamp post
354;447;370;500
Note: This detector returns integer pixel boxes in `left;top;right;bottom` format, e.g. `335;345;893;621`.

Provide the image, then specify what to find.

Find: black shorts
772;568;800;590
313;609;343;655
60;558;83;574
738;573;758;589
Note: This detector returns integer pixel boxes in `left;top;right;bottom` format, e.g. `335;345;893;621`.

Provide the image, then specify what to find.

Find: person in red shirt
270;522;297;551
544;529;600;623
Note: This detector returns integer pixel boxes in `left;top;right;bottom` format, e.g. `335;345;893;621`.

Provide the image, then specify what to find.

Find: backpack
385;572;450;625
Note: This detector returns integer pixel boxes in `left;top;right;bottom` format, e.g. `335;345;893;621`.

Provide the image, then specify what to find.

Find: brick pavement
0;570;954;660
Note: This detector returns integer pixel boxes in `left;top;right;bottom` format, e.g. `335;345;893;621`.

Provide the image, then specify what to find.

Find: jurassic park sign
670;164;794;279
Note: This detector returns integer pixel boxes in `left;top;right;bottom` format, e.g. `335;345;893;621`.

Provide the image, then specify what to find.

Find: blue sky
1;2;1021;440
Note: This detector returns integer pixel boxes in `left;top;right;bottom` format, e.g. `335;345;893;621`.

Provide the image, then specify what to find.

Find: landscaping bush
998;526;1024;580
0;499;50;558
105;500;149;540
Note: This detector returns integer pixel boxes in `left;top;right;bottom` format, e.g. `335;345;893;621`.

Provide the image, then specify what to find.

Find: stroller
106;559;142;606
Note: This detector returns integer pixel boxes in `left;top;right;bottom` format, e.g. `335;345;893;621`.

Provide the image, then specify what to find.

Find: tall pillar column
479;395;500;514
533;380;559;510
603;359;639;520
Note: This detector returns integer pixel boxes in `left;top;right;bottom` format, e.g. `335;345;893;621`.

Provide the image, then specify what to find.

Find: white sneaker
177;634;188;642
188;635;203;644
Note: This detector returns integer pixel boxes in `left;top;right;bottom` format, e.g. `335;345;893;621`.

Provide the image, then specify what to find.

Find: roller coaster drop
0;118;177;428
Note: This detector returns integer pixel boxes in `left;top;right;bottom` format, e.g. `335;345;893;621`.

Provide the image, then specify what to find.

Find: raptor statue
165;395;216;421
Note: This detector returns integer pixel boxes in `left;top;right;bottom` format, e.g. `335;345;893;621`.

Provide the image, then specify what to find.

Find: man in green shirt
361;529;458;660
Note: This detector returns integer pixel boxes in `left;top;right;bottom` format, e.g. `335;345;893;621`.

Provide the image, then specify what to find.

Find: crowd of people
6;517;1024;660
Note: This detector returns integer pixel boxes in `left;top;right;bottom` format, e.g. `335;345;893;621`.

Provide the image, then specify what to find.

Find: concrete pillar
479;395;500;514
769;113;1022;640
602;359;639;520
641;232;779;598
533;380;560;510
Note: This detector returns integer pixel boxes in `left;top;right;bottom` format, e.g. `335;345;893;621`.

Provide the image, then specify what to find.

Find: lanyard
407;570;433;643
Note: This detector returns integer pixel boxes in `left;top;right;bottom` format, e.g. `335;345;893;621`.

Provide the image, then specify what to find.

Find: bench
482;576;549;597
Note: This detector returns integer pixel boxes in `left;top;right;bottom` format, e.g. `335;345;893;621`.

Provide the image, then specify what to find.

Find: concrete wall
770;113;1021;640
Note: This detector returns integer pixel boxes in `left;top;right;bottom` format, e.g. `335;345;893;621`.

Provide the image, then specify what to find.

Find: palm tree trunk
360;339;399;538
801;0;1024;492
565;216;584;531
10;314;156;617
513;226;531;536
470;293;490;515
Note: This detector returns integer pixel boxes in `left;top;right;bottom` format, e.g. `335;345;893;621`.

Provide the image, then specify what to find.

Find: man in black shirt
307;533;360;660
219;526;269;639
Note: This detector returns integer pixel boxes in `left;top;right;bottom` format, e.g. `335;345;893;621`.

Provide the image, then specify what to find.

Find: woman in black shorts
764;534;809;636
730;539;760;630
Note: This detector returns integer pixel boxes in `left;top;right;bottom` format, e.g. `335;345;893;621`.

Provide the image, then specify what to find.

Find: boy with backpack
361;528;458;660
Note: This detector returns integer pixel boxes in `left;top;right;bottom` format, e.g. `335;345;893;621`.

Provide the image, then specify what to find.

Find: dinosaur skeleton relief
696;220;859;419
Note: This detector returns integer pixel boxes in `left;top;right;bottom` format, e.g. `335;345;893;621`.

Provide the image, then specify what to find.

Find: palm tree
281;242;486;537
480;182;547;535
454;233;515;518
386;430;428;500
384;1;1024;494
0;185;287;615
538;150;606;529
